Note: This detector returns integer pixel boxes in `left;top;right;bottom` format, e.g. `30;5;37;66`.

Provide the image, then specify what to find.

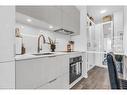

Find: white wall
71;6;87;51
15;22;70;54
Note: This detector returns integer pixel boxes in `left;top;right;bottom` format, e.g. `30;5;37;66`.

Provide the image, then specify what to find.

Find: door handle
48;56;56;58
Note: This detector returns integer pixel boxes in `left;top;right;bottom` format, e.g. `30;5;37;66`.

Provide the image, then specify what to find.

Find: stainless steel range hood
54;28;74;35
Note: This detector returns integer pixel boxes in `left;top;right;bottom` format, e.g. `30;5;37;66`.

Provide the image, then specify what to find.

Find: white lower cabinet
39;73;69;89
16;53;86;89
16;55;69;89
16;57;49;89
82;52;87;78
0;61;15;89
87;53;95;71
45;55;69;83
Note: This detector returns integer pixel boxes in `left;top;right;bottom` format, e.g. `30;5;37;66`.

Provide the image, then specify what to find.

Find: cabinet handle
48;56;56;58
49;78;57;83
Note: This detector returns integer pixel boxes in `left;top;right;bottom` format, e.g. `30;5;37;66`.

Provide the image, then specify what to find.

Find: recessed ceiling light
26;18;32;22
100;10;107;14
49;25;53;29
21;25;24;29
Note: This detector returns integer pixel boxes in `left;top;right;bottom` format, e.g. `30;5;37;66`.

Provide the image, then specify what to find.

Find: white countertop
15;51;85;61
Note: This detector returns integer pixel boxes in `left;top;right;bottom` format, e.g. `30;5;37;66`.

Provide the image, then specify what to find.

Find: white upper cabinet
62;6;80;35
38;6;62;30
0;6;15;62
114;11;124;36
113;10;124;53
16;6;80;35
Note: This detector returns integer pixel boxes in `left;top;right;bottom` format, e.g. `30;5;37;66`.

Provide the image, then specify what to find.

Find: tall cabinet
113;10;124;53
123;7;127;80
124;7;127;55
0;6;15;88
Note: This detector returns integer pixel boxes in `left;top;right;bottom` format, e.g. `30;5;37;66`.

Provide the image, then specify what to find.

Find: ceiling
87;6;124;24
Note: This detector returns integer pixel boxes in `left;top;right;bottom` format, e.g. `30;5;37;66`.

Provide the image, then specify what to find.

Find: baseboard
95;64;107;68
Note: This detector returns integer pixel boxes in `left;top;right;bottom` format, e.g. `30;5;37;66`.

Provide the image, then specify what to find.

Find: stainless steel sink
32;53;54;56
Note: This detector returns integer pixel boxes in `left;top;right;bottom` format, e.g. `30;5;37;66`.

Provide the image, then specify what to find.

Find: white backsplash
15;22;70;54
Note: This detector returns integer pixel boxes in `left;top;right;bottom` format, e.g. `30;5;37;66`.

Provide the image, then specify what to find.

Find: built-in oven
69;56;82;84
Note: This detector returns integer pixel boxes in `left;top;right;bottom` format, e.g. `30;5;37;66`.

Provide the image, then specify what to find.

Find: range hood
54;28;74;35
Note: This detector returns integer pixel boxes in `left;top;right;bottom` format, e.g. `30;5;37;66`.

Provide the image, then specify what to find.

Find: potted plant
48;37;56;52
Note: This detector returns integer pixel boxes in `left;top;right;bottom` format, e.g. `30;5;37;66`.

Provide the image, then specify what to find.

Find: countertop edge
15;51;86;61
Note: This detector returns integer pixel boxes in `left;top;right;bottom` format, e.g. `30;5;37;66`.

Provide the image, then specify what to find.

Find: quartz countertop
15;51;85;61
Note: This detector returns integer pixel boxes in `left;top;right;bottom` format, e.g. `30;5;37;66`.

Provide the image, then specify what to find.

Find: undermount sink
32;53;54;56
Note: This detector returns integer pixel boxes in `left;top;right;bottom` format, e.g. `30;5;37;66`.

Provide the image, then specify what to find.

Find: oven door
69;56;82;84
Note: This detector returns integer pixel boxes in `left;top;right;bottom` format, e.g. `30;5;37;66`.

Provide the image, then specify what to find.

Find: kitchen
0;5;127;89
0;6;87;89
15;6;87;89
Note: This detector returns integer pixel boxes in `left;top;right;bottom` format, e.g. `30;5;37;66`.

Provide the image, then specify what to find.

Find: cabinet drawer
39;73;69;89
16;58;49;89
46;55;69;81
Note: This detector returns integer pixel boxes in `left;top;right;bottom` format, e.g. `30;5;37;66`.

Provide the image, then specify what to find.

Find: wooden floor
72;66;111;89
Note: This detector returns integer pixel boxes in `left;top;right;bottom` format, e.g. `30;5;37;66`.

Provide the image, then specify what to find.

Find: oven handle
70;60;83;65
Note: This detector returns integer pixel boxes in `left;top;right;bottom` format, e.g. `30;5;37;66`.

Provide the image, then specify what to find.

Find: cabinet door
0;61;15;89
114;11;124;53
16;58;49;89
82;53;87;77
87;53;95;71
39;6;62;30
45;55;69;82
17;6;62;30
62;6;80;35
56;55;69;75
0;6;15;62
114;11;123;34
39;73;69;89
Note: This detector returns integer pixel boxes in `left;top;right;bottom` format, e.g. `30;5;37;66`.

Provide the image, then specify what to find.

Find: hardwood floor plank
71;66;111;89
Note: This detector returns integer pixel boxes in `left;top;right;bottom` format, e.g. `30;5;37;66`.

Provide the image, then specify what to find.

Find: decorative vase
50;44;56;52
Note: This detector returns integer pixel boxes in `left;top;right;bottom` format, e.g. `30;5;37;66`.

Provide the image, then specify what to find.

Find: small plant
48;37;56;52
48;37;56;45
